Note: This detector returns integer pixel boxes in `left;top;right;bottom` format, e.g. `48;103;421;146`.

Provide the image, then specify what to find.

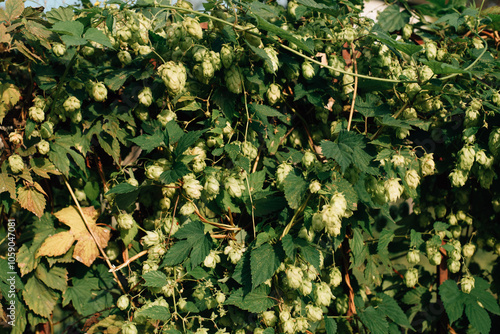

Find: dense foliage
1;0;500;332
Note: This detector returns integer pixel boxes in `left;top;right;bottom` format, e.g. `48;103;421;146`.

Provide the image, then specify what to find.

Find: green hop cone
460;276;475;294
138;87;153;107
117;213;135;230
118;50;133;65
263;47;279;74
220;44;234;69
29;106;45;123
40;121;54;139
37;140;50;155
8;154;24;174
158;61;187;96
105;242;120;261
407;249;420;264
52;43;66;57
224;66;243;94
121;322;138;334
425;41;437;60
117;295;130;310
266;83;281;105
175;0;193;9
405;268;419;287
402;24;413;40
63;96;81;113
183;17;203;40
92;82;108;102
243;23;262;47
302;61;315;80
194;58;215;84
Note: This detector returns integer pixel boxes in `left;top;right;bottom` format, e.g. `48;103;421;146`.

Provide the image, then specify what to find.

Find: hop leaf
37;206;111;267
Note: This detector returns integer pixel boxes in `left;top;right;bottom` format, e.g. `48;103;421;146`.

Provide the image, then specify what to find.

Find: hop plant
117;213;135;230
425;41;437;60
314;281;335;307
52;43;66;57
266;83;281;105
29;106;45;123
117;295;130;310
405;169;421;189
420;153;436;176
224;176;243;198
158;61;187;96
384;178;403;202
224;66;243;94
121;322;138;334
407;249;421;265
183;177;203;199
328;267;342;288
63;96;81;112
92;82;108;102
183;17;203;40
138;87;153;107
37;140;50;155
302;61;316;80
117;50;133;65
305;304;323;322
309;180;321;194
263;47;279;74
461;276;475;293
405;268;419;287
8;154;24;174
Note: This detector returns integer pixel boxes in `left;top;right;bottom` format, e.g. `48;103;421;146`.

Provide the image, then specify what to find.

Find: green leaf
296;0;339;16
135;305;171;321
174;129;208;157
174;220;204;240
371;25;423;56
410;229;424;249
17;214;56;276
422;60;470;75
376;5;410;32
129;132;165;153
159;161;190;184
142;271;168;288
23;276;58;319
189;234;212;270
45;7;74;23
162;240;192;267
350;228;365;266
104;69;130;91
299;245;320;271
120;222;138;246
325;317;338;334
433;221;449;231
465;299;491;334
225;285;275;313
253;195;287;217
35;264;68;292
253;15;313;55
439;279;464;324
60;35;88;46
358;306;389;334
83;28;114;49
251;243;281;289
52;21;84;37
377;293;412;328
377;229;394;256
283;170;308;210
106;183;137;195
469;277;500;316
281;234;296;260
84;181;100;202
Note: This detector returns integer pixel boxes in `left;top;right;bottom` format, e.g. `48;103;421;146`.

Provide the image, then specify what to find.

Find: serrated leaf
283;170;308;210
377;229;394;256
225;285;275;313
433;221;449;231
251;243;281;289
422;60;470;75
106;183;138;195
37;206;110;267
325;317;337;334
358;306;389;334
0;83;21;124
30;158;61;179
87;315;125;334
371;25;422;56
162;240;192;267
104;69;129;91
376;5;410;32
189;234;212;270
4;0;24;22
22;276;58;319
299;244;320;271
439;279;464;324
0;173;16;200
136;305;171;321
83;27;114;49
159;160;190;184
296;0;339;15
377;293;412;328
281;234;296;260
142;271;168;288
51;20;84;37
17;186;46;218
45;6;74;23
35;264;68;292
174;129;208;156
410;229;424;248
465;300;491;334
129;132;165;153
120;221;138;246
350;228;365;266
469;277;500;315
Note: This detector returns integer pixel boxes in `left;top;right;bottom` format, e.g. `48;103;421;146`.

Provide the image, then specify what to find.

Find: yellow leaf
0;23;12;44
36;231;75;257
4;0;24;22
17;186;46;218
40;206;111;267
0;173;16;200
0;83;20;124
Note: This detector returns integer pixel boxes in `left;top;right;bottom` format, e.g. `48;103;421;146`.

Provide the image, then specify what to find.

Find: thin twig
347;42;359;132
109;250;148;273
